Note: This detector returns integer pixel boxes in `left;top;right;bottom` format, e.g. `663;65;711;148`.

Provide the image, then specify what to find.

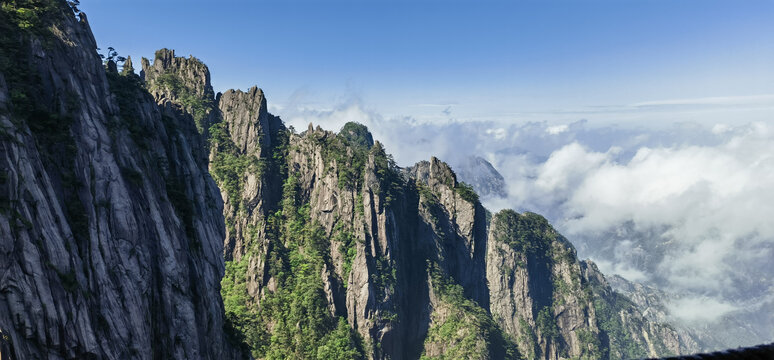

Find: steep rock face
218;87;272;157
215;113;512;358
487;210;601;360
141;48;216;139
582;261;700;358
0;2;235;360
211;86;284;264
406;157;490;308
485;209;701;360
607;275;677;325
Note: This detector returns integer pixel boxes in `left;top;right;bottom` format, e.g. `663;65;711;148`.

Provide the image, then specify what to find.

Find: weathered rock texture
0;2;236;359
487;210;602;360
142;48;216;139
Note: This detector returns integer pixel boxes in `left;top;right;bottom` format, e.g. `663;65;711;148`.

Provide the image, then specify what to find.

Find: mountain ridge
0;1;725;359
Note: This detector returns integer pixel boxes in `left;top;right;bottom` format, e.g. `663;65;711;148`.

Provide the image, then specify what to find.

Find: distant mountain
453;156;508;199
609;275;774;353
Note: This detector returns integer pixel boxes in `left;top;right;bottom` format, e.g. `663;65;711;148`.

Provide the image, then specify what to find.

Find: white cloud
667;297;739;323
595;258;649;283
274;100;774;330
535;143;607;195
546;124;569;135
712;123;731;134
486;127;507;140
538;124;774;296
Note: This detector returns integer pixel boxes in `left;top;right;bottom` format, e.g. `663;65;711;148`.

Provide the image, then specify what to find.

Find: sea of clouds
272;100;774;342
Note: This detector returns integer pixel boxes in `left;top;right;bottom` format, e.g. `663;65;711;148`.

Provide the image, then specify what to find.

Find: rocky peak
1;3;712;360
217;86;271;156
122;55;135;75
453;155;507;199
142;48;216;134
406;156;458;191
142;48;213;99
339;121;374;149
487;209;602;359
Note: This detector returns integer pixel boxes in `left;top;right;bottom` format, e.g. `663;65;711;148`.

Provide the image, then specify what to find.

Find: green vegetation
221;166;363;359
316;318;365;360
371;256;397;302
553;275;572;297
575;329;604;360
593;293;647;359
312;124;369;191
209;121;266;214
422;263;520;360
221;254;265;355
338;122;374;149
355;192;364;216
454;182;479;204
0;0;61;34
492;210;556;255
215;120;287;217
417;182;439;208
536;306;559;341
370;142;403;208
151;72;212;133
517;317;538;359
417;182;448;240
334;223;358;285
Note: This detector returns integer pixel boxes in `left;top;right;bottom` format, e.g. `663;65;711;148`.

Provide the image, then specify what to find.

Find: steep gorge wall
0;2;236;359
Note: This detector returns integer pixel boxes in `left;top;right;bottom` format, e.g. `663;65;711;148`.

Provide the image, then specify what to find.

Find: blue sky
82;0;774;126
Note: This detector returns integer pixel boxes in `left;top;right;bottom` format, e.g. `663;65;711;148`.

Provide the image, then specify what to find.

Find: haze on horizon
82;0;774;348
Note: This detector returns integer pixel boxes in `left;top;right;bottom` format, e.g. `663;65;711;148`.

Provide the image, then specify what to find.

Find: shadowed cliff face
487;210;601;360
0;2;236;359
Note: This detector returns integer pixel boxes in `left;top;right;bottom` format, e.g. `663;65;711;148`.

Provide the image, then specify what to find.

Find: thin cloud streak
631;94;774;107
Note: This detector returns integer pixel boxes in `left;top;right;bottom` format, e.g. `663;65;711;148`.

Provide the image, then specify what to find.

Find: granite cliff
0;1;705;359
0;2;236;359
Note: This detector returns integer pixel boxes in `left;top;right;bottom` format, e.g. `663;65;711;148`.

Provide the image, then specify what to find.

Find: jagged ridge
0;1;702;359
139;43;696;358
